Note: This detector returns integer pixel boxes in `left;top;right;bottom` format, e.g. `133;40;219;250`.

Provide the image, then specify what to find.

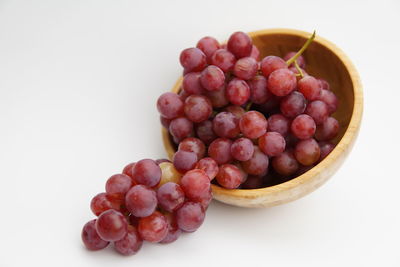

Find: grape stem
286;30;316;66
294;61;304;78
245;102;253;112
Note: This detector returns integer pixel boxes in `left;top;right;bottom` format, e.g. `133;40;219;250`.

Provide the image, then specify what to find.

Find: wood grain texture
162;28;363;208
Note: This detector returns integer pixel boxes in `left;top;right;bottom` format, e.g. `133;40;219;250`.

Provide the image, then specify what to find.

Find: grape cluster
158;31;340;189
81;159;211;255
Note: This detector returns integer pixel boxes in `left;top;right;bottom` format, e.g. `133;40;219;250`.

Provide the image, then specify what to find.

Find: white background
0;0;399;266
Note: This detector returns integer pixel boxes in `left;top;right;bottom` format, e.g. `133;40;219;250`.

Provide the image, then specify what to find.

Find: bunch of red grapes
81;159;211;255
81;30;341;256
158;31;339;189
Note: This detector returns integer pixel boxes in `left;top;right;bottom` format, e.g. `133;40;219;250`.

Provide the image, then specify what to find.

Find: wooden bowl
162;28;363;208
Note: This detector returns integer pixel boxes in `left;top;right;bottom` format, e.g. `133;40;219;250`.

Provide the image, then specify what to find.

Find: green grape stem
245;102;253;112
294;61;304;78
286;30;316;66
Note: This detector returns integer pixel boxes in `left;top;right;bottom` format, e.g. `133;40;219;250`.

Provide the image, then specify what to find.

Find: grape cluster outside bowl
162;28;363;208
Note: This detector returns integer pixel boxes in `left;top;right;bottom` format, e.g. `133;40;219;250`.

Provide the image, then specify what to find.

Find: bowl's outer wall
162;29;363;208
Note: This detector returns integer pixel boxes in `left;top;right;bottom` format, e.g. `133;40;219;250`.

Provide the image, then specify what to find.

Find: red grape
196;36;220;62
184;95;212;123
212;111;240;138
267;68;297;96
272;150;299;176
231;137;254;161
160;116;171;129
283;52;306;68
169;117;193;142
160;213;182;244
180;47;207;72
298;76;322;101
205;85;229;108
258;132;286;157
260;56;287;77
233;162;248;183
248;75;271;104
241;146;269;176
195;157;219;180
319;141;335;161
305;100;329;125
291;114;316;140
180;169;211;201
239;111;268;139
280;91;306;118
82;219;109;251
317;89;339;114
250;45;260;61
267;114;290;136
176;202;205;232
208;138;233;165
178;137;206;159
315;117;339;141
182;72;205;95
233;57;258;80
125;185;157;217
294;138;320;166
226;78;251;106
138;211;168;243
173;150;198;173
157;182;185;212
210;49;236;72
317;78;330;90
197;188;213;210
157;92;184;119
114;226;143;256
105;174;132;201
241;175;264;189
200;65;225;91
90;192;119;216
195;120;217;145
227;31;252;58
122;162;136;179
216;164;243;189
95;209;128;242
132;159;161;187
224;105;245;118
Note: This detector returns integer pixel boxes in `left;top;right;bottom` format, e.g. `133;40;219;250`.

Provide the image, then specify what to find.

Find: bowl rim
162;28;363;201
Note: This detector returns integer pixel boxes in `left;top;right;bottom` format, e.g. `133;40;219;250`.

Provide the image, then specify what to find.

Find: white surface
0;0;399;266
